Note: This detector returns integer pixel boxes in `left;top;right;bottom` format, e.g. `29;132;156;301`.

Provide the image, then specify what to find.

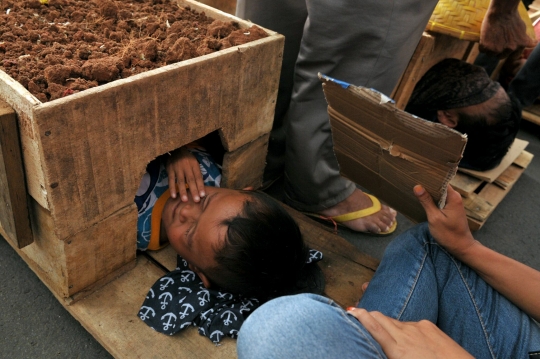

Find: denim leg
359;223;540;359
237;293;387;359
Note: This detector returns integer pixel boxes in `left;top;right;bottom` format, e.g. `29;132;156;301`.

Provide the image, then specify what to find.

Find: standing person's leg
237;293;387;359
236;0;308;183
281;0;437;231
359;223;540;358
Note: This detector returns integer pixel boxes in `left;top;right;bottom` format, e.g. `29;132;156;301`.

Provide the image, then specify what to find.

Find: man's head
161;186;315;300
406;58;522;171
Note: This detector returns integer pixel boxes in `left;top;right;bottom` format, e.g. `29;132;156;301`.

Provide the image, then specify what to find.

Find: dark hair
456;91;522;171
203;191;323;301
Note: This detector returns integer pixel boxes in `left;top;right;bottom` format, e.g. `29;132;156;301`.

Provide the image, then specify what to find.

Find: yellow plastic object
39;0;48;4
426;0;536;42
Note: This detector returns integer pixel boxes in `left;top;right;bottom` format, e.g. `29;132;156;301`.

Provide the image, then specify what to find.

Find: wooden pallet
450;150;534;230
2;207;377;359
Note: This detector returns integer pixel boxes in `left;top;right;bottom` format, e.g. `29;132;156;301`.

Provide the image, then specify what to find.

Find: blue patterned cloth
134;148;222;250
139;249;323;343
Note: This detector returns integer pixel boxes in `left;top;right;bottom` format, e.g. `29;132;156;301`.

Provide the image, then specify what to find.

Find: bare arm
480;0;537;58
414;184;540;322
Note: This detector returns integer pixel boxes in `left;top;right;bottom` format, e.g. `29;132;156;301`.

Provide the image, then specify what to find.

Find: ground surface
0;121;538;358
0;0;266;102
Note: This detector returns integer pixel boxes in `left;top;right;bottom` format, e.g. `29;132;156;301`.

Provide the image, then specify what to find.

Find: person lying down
135;143;323;343
405;58;522;172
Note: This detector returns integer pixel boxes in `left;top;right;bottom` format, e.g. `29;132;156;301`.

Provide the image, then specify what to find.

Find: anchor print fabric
139;249;323;343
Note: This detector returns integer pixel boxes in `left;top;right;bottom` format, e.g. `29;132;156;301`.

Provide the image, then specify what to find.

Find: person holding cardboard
236;184;540;358
235;0;535;235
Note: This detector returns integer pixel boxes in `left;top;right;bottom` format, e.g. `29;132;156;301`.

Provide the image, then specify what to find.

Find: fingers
413;185;437;217
347;309;397;349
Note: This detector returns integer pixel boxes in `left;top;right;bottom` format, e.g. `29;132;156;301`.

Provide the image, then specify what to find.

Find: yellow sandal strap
331;194;381;223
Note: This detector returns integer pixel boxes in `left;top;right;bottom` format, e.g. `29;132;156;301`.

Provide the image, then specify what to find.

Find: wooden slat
450;172;483;197
514;150;534;169
522;104;540;126
462;192;493;222
466;162;530;230
0;100;33;248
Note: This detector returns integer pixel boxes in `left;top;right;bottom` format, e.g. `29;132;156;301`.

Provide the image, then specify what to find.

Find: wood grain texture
221;133;269;189
0;100;33;248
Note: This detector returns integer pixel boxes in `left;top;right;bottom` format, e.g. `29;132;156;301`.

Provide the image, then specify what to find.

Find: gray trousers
237;0;438;212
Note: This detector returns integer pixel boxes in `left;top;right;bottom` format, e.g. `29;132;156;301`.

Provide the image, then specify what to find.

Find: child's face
161;186;250;275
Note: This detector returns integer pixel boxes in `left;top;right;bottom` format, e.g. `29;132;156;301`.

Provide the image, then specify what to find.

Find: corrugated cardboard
321;74;467;223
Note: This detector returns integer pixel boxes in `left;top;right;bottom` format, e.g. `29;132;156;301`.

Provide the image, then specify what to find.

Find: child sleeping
135;144;323;343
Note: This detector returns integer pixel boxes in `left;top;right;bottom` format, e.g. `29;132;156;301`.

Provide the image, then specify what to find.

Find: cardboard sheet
458;138;529;183
321;74;467;223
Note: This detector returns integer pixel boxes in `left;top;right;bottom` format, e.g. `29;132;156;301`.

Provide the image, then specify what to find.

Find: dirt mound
0;0;267;102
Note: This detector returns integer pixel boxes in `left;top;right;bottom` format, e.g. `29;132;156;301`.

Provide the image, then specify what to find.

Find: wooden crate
0;0;284;301
451;150;534;230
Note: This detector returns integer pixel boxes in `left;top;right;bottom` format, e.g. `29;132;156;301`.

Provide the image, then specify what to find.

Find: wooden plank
459;138;529;183
466;163;528;230
462;193;493;222
514;150;534;169
450;172;483;197
221;133;269;190
522;104;540;126
68;256;238;359
0;100;33;248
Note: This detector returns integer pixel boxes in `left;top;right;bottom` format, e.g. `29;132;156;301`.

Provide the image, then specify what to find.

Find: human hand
166;147;205;202
347;308;473;359
413;185;476;257
480;4;536;59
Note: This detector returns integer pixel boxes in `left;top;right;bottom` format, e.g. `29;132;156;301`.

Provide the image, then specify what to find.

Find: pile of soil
0;0;268;102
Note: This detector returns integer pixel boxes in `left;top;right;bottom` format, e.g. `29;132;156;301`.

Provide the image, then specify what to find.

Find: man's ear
188;263;212;288
437;109;459;128
242;186;254;191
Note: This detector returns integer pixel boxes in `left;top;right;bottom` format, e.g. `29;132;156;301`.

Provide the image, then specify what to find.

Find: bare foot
318;188;396;233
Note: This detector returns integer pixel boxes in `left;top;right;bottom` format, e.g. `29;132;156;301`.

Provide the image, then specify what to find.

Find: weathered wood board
523;104;540;126
0;100;33;248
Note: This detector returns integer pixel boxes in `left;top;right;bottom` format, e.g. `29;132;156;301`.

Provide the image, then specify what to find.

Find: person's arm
480;0;537;58
415;184;540;322
166;147;206;202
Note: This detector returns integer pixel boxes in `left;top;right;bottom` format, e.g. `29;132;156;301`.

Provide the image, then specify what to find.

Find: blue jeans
237;223;540;358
